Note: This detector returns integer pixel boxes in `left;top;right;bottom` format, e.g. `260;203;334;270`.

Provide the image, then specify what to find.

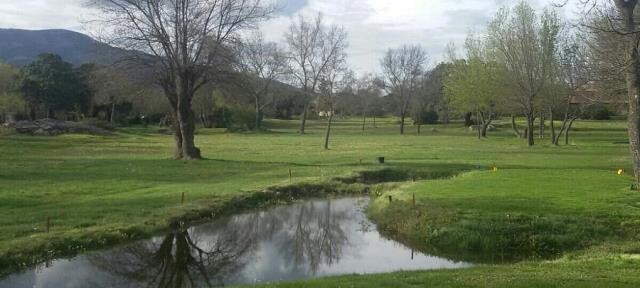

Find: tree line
0;0;638;178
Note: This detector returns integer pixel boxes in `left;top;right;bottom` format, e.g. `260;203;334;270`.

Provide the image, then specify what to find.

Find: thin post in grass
181;192;185;205
45;216;50;233
388;195;393;203
289;169;292;182
412;193;416;208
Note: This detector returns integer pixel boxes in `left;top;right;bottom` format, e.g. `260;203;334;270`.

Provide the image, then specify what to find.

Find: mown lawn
1;117;639;286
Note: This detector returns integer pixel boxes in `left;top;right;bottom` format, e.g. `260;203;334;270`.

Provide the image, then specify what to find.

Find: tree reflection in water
277;201;350;274
88;199;352;287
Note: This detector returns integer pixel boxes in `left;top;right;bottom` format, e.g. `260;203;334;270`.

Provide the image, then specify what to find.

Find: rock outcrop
7;119;112;136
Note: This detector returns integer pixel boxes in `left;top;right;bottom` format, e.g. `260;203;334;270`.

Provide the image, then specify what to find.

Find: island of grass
1;118;639;286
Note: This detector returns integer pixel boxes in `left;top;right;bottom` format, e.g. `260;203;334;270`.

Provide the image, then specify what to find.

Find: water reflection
0;198;471;288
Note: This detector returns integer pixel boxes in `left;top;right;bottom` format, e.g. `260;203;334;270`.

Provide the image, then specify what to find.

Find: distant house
570;84;627;114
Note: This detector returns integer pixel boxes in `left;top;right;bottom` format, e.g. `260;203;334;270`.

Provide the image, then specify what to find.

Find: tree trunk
565;118;576;145
481;120;493;138
174;76;201;160
29;105;36;121
255;96;262;131
400;113;406;135
480;111;492;138
441;107;450;124
511;114;522;138
373;115;377;128
110;101;116;124
174;124;184;159
555;119;567;145
324;113;334;150
299;104;308;135
526;114;535;146
539;113;545;139
476;112;481;140
550;108;556;145
176;102;201;160
464;112;473;127
362;115;366;134
555;107;570;145
616;0;640;188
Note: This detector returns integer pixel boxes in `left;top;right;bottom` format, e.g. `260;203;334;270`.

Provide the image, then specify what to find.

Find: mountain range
0;28;127;66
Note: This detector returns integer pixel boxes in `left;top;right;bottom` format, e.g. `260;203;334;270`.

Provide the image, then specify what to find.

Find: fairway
1;118;639;286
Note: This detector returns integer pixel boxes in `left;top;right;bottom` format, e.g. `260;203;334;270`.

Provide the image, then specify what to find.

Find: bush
582;104;612;120
415;110;439;125
227;109;256;131
0;125;14;136
203;108;256;131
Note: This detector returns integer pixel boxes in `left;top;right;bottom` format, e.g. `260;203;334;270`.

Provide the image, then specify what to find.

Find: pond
0;197;471;288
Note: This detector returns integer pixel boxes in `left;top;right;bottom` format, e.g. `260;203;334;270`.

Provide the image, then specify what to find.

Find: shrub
582;104;612;120
227;109;257;131
415;110;439;125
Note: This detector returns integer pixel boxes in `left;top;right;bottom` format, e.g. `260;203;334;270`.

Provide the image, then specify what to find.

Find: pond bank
1;166;465;277
0;198;472;287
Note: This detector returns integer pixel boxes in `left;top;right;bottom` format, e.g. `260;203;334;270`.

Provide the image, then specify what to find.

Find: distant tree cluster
441;1;604;146
0;54;164;125
3;0;639;169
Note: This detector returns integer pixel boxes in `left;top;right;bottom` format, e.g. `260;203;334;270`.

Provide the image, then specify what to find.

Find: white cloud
0;0;94;32
0;0;582;74
261;0;581;74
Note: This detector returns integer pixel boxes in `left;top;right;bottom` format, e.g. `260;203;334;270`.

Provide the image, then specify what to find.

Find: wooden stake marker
413;193;416;207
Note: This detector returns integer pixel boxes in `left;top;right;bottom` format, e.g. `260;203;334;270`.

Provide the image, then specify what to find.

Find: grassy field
1;117;639;286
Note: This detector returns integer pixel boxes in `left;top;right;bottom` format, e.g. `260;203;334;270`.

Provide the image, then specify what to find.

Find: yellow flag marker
618;169;624;176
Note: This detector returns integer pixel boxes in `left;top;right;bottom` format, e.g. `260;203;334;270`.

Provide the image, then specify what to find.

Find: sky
0;0;581;74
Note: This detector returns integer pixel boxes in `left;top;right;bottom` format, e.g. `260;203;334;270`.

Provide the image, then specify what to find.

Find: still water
0;198;471;287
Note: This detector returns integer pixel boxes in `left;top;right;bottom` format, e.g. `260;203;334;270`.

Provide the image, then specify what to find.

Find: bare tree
353;74;383;132
320;67;351;150
234;32;288;130
488;1;561;146
284;14;348;135
380;45;428;135
550;31;591;145
90;0;273;159
577;0;640;187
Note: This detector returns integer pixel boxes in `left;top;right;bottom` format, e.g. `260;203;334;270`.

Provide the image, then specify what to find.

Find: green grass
1;117;639;286
247;253;640;288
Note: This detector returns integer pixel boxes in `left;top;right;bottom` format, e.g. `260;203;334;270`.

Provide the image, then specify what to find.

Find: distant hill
0;28;128;66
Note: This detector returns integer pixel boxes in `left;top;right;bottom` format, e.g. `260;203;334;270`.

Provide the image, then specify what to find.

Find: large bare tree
380;45;428;135
284;14;348;135
488;1;561;146
90;0;273;159
234;32;288;130
319;67;351;150
577;0;640;187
